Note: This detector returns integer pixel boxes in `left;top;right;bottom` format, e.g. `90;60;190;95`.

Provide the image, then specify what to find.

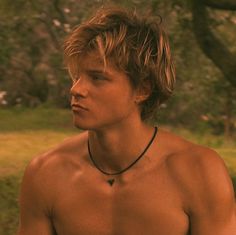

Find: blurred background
0;0;236;234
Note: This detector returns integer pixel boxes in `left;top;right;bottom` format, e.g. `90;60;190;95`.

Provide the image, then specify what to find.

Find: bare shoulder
20;131;88;201
158;128;230;178
26;131;88;173
159;129;235;214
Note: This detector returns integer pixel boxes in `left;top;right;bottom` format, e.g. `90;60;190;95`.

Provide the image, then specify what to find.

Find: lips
71;103;88;111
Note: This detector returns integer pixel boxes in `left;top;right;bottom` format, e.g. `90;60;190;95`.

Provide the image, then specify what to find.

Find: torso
37;129;197;235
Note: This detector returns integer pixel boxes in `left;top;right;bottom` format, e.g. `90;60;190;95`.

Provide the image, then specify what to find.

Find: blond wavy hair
64;6;175;120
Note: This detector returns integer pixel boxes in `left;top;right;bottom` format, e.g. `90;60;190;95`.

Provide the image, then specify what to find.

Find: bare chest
51;165;189;235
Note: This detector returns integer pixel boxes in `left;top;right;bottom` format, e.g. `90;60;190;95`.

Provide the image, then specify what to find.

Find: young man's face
69;52;141;130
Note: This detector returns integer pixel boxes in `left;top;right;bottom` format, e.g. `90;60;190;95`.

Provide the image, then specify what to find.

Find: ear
135;81;152;104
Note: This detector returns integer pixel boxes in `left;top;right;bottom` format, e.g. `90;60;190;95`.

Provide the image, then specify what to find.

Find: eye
91;74;106;81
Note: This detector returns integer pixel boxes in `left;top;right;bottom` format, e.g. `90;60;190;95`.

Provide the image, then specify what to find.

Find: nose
70;77;88;98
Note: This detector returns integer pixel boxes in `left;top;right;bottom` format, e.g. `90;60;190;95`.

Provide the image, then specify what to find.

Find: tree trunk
191;0;236;87
224;89;233;139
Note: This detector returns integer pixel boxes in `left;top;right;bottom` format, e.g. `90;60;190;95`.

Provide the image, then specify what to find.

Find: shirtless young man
17;6;236;235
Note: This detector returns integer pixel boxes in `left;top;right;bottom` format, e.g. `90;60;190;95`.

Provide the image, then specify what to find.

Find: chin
72;112;92;130
73;119;109;132
73;120;90;131
72;112;133;131
73;117;100;131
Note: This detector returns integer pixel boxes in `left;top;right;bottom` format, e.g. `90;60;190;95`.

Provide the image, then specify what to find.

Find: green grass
0;107;74;132
0;107;78;235
0;175;21;235
0;107;235;235
216;149;236;175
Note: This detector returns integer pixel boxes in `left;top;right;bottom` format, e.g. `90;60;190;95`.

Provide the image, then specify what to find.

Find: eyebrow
87;69;103;73
86;69;111;76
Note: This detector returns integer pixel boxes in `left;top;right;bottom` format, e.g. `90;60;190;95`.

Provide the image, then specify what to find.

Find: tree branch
192;0;236;87
204;0;236;10
35;16;61;51
52;0;67;23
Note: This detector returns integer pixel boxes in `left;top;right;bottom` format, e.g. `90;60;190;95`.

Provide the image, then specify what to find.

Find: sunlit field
0;107;235;235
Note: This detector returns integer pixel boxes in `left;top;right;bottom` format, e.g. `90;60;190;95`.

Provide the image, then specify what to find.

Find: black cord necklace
87;127;158;186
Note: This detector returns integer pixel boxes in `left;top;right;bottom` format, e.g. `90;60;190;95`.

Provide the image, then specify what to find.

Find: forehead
80;51;104;69
67;51;113;76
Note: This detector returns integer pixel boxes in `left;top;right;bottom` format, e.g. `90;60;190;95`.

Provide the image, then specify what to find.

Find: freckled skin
17;54;236;235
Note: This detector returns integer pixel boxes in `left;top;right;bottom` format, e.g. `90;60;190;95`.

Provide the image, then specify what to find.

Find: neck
88;119;155;174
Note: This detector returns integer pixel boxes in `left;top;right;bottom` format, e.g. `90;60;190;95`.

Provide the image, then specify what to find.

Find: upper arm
17;158;55;235
188;149;236;235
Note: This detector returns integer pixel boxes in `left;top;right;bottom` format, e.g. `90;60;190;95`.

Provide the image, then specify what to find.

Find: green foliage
0;0;235;136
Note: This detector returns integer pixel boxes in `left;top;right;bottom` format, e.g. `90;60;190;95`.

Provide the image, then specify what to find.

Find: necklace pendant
107;178;115;186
